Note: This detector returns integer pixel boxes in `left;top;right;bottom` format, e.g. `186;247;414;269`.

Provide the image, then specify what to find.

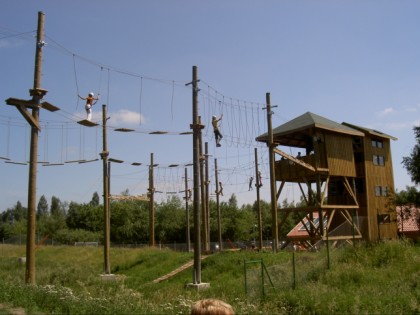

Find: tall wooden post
184;168;191;252
198;117;208;252
265;92;278;252
188;66;202;284
101;104;111;274
214;158;222;251
26;11;45;284
204;142;210;250
149;153;155;247
255;148;263;250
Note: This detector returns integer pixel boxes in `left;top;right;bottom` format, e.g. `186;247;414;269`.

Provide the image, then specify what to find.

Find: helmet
89;92;94;96
212;115;216;119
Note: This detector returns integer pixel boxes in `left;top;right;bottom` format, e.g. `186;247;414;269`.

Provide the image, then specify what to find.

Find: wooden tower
256;112;398;248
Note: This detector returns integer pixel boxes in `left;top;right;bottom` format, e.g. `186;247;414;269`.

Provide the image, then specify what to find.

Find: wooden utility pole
184;168;191;252
100;104;111;274
255;148;263;250
214;158;222;251
187;66;203;284
149;153;155;247
198;117;208;251
4;12;56;284
264;93;278;252
204;142;210;251
26;11;44;285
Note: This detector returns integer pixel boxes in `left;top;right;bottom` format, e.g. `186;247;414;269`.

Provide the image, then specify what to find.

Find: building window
372;139;383;148
377;213;390;224
375;186;388;197
373;155;385;166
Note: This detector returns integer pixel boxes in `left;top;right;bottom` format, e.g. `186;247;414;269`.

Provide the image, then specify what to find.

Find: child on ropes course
78;92;99;121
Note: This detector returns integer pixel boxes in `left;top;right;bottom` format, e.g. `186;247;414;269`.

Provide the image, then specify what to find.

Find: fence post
292;252;296;289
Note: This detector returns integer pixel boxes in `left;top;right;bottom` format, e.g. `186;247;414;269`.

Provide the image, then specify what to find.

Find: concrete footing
185;282;210;290
100;274;118;281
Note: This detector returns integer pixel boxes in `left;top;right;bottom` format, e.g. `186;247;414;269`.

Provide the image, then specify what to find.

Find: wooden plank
108;158;124;163
321;205;359;209
5;97;37;108
114;128;134;132
5;161;27;165
41;101;60;112
65;159;86;163
77;119;98;127
149;131;168;134
78;159;99;164
273;148;316;172
323;235;362;241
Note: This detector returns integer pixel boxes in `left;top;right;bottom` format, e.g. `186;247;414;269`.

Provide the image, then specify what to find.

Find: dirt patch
0;303;26;315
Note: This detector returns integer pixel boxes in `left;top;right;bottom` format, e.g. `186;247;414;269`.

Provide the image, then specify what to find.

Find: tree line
0;191;306;245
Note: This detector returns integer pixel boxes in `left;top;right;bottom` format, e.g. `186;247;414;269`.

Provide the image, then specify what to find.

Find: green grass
0;240;419;314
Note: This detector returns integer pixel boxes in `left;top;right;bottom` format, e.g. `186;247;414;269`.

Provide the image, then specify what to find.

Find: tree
37;195;49;219
89;192;100;206
155;195;185;243
402;126;420;185
50;196;65;217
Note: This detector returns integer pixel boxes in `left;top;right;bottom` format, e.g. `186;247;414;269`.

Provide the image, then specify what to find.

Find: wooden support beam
273;147;316;172
276;181;285;200
5;97;38;109
320;176;330;206
343;177;359;206
16;105;41;131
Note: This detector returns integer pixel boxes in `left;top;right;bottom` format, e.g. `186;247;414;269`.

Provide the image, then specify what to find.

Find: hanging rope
171;80;175;121
73;54;81;109
97;66;103;97
139;77;143;125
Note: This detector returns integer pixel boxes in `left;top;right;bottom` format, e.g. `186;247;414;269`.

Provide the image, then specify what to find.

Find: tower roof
256;112;364;147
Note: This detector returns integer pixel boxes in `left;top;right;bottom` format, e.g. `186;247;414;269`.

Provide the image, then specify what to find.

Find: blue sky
1;1;419;211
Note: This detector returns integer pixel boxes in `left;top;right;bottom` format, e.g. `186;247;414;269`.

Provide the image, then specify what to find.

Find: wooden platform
77;119;98;127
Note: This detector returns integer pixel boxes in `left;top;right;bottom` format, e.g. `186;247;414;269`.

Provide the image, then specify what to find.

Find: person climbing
212;114;223;147
78;92;99;121
248;177;254;191
256;171;263;188
218;181;224;196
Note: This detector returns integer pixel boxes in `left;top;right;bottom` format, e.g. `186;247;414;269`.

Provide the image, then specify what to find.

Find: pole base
185;282;210;290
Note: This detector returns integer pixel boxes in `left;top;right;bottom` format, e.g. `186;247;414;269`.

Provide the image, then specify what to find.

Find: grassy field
0;240;418;314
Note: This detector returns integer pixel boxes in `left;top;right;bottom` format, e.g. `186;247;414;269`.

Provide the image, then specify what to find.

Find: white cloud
108;109;144;126
376;107;395;116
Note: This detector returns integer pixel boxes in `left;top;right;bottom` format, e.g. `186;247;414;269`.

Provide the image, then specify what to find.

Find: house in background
256;112;398;249
397;205;420;241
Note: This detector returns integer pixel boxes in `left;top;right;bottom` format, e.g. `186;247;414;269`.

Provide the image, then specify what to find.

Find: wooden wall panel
324;133;356;177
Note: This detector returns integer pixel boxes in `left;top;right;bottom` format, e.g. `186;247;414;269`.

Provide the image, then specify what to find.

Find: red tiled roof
397;206;420;233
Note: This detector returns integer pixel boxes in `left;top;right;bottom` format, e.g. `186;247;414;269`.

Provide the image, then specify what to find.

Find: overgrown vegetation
0;240;418;314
